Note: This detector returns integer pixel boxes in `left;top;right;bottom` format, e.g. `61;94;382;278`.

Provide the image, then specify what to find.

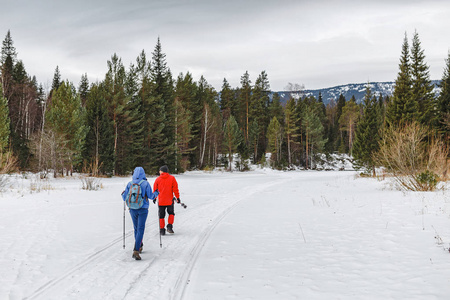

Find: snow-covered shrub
81;176;102;191
0;174;8;192
29;174;53;193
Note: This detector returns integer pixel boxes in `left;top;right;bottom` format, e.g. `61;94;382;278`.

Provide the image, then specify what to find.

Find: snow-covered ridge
274;80;441;105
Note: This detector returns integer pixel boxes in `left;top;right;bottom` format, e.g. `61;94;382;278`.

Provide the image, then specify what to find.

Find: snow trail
17;171;284;299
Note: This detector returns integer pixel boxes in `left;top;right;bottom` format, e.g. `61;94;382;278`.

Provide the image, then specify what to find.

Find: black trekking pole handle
173;197;187;209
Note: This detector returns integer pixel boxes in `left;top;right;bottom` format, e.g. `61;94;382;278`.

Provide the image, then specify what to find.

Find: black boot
139;242;143;253
160;228;166;235
167;224;174;234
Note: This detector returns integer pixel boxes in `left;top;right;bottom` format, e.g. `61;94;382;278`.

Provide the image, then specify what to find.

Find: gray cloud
2;0;450;92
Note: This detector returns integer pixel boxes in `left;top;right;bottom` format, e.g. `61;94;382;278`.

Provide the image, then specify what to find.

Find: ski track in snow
19;172;286;300
3;171;449;299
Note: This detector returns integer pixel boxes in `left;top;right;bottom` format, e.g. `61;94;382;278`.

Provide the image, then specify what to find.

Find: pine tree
175;72;197;171
334;94;347;152
339;97;360;155
269;92;284;126
83;82;114;174
104;53;137;175
219;78;234;121
267;116;283;166
438;51;450;144
386;32;415;126
250;71;270;162
223;115;242;171
1;30;16;98
45;81;87;174
352;83;382;176
0;86;9;151
410;30;437;128
301;101;327;169
150;38;176;172
237;71;252;142
284;97;299;166
78;73;89;107
124;62;145;171
51;66;62;92
197;76;219;168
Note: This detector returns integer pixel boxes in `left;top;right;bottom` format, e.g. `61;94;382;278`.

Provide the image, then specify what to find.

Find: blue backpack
126;180;145;209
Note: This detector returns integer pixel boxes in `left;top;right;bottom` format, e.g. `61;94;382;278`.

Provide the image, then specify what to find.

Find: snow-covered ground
1;169;449;299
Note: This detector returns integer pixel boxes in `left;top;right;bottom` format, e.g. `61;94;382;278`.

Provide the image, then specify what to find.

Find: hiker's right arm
145;182;159;200
121;183;130;201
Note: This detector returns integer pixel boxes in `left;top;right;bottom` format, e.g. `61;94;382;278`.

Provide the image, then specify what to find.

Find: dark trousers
159;203;175;228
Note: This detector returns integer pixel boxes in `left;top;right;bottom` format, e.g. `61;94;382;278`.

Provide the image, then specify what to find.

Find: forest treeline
0;30;449;181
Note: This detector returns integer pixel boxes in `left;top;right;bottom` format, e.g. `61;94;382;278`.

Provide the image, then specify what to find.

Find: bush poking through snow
376;122;448;191
416;170;439;191
0;174;8;192
81;176;102;191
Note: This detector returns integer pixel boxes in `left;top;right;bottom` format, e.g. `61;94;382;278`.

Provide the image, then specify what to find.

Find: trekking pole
123;200;126;249
157;199;162;248
173;197;187;209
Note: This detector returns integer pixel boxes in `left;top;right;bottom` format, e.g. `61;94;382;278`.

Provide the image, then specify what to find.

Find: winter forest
0;30;449;189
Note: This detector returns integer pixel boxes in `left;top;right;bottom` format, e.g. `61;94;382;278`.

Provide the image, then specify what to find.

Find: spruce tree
1;30;15;99
338;97;360;155
438;51;450;143
104;53;136;175
173;72;199;169
386;33;414;126
352;84;382;176
269;92;284;126
220;78;234;121
0;87;9;151
250;71;270;162
267;116;283;166
284;97;299;166
301;101;326;169
51;66;62;92
83;83;114;174
46;81;87;174
125;63;145;171
334;94;347;152
150;38;176;172
223;115;242;171
237;71;252;142
78;73;89;107
410;30;437;128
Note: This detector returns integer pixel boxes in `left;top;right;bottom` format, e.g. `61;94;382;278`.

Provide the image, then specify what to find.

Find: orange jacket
153;172;180;206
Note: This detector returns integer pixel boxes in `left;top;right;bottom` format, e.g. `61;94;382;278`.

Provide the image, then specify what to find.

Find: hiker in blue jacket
122;166;159;260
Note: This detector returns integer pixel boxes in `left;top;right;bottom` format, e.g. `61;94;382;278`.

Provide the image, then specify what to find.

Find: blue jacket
122;167;159;209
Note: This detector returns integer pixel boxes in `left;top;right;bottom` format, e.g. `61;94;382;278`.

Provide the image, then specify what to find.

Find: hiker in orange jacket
153;165;180;235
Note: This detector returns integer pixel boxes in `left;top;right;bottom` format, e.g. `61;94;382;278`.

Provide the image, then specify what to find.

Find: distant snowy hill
274;80;441;105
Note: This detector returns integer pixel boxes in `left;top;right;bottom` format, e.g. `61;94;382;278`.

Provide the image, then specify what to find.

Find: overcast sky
2;0;450;92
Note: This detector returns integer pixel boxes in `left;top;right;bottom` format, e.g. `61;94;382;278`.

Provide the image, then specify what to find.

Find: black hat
160;165;169;173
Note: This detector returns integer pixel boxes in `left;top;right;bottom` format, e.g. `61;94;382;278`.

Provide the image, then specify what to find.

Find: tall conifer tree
438;51;450;143
352;84;382;176
150;38;176;172
284;97;299;166
386;33;414;126
0;87;9;151
78;73;89;107
410;30;437;128
83;83;114;174
46;81;87;174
